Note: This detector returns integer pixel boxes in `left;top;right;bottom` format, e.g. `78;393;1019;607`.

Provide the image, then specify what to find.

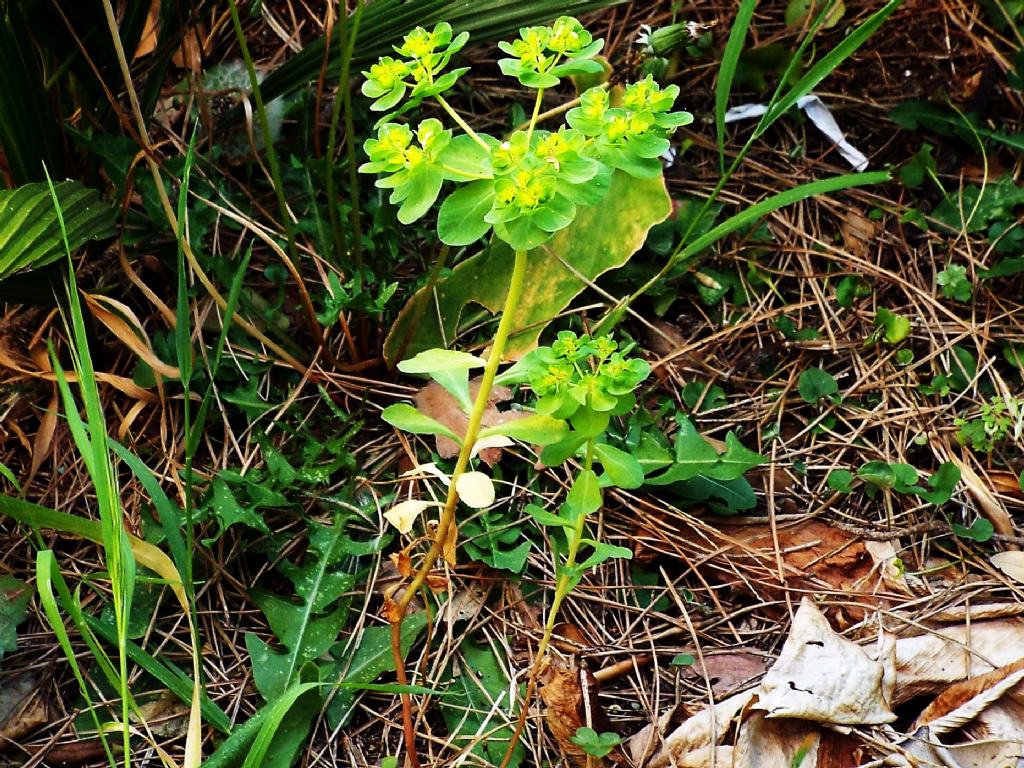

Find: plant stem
390;248;528;767
499;440;596;768
526;87;545;146
436;95;490;151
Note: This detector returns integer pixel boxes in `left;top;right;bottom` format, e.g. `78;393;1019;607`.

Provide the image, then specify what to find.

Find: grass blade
757;0;901;136
715;0;757;168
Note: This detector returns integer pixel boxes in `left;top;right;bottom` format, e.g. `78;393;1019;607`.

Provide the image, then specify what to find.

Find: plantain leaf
384;171;670;363
0;181;115;280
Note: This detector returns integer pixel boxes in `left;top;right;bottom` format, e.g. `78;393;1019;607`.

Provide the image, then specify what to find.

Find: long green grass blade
715;0;757;167
36;551;119;767
679;171;890;262
757;0;901;136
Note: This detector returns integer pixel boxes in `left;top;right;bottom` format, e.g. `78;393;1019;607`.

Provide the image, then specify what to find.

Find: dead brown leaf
415;379;526;466
540;657;620;767
0;673;51;750
839;209;878;259
132;0;160;60
681;651;769;697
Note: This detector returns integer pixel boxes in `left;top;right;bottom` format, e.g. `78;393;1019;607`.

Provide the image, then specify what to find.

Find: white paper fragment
723;94;869;170
455;471;496;508
754;597;895;724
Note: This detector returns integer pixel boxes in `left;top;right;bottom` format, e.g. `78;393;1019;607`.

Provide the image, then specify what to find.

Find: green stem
390;248;529;766
499;440;596;768
526;87;545;146
436;95;490;151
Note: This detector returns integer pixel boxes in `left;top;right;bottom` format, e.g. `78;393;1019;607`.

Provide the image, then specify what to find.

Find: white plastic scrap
723;94;869;171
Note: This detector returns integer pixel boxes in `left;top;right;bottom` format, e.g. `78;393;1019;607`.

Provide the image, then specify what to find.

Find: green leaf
646;417;720;485
917;461;960;505
571;727;622;759
439;640;525;768
835;274;871;308
798;367;840;405
325;610;429;728
437;181;496;246
952;517;994;543
244;518;359;700
704;433;767;481
565;469;602;519
384;171;671;363
579;539;632;570
858;461;918;493
0;576;30;666
526;503;573;529
477;413;568;445
672;653;696;666
397;164;444;224
874;308;911;345
827;469;854;493
593;443;644;489
0;181;116;280
382;403;462;443
397;348;486;375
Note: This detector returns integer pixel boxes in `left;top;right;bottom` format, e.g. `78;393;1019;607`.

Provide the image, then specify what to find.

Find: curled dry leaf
636;690;755;768
951;455;1015;540
991;551;1024;584
755;598;895;725
540;657;615;768
894;618;1024;703
384;499;439;534
839;208;878;259
415;379;527;466
455;471;495;508
864;540;916;594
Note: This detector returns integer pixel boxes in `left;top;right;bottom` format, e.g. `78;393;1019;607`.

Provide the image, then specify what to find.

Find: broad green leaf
382;403;462;443
798;367;840;405
0;576;30;666
565;469;602;518
384;171;671;363
571;727;622;759
439;639;525;767
952;518;994;542
325;610;428;728
593;443;644;489
874;308;911;344
243;518;359;700
916;461;960;505
827;469;855;493
646;417;720;485
0;181;115;280
702;433;767;481
437;181;495;246
398;348;486;374
526;503;574;529
477;413;568;445
858;461;918;492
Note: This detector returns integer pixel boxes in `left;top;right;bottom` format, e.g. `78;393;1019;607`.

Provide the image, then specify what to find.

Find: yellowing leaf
384;499;438;534
384;171;671;363
455;471;495;508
